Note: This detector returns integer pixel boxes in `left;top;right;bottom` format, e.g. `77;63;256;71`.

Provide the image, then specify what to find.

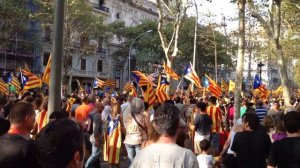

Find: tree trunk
234;0;245;121
274;41;291;107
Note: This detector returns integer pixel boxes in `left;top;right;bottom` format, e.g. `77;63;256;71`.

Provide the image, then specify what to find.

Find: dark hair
35;119;84;167
200;139;210;151
257;100;263;107
209;96;217;104
284;111;300;133
9;101;35;124
174;97;181;104
243;112;260;130
190;98;197;104
153;103;180;136
82;96;89;104
49;111;69;120
196;102;207;112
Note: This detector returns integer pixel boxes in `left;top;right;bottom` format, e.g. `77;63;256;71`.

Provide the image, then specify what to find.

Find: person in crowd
0;117;10;136
190;102;212;154
32;97;49;135
123;97;147;163
75;96;92;128
70;96;82;117
101;97;112;131
141;121;160;149
231;112;271;168
121;95;133;119
220;118;243;168
197;139;216;168
35;119;85;168
268;111;300;168
240;99;248;117
262;115;275;139
0;101;38;167
271;121;287;142
255;100;268;123
104;103;122;168
227;98;235;129
206;96;224;156
84;102;104;168
268;100;283;125
130;103;198;168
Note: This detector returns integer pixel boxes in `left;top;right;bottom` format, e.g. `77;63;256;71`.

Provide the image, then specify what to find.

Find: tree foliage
113;18;233;75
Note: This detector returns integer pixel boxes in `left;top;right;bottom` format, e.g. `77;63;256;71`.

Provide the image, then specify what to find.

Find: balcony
91;3;109;14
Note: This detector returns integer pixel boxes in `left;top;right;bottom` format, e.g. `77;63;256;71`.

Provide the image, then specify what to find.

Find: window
81;59;86;70
97;60;103;72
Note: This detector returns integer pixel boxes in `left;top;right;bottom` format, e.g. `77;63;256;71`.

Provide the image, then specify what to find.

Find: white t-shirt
101;105;111;121
131;143;198;168
197;154;215;168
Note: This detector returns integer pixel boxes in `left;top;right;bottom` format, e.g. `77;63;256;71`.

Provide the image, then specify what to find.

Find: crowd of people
0;90;300;168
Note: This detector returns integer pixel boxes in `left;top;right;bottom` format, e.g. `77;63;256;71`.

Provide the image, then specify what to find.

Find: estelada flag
205;74;221;97
142;84;156;106
0;79;9;95
183;63;201;88
6;72;21;91
20;69;42;90
131;71;152;87
163;62;179;80
42;55;51;85
156;77;170;103
93;78;105;88
103;115;121;164
221;79;229;93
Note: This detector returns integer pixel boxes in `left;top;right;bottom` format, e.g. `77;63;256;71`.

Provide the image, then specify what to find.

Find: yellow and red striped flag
42;55;51;85
142;84;157;106
205;74;221;97
156;77;170;103
104;79;116;88
163;62;180;80
103;116;121;164
183;63;201;88
20;69;42;90
7;73;21;91
221;79;229;93
123;81;137;97
131;71;152;87
93;78;105;88
0;79;9;95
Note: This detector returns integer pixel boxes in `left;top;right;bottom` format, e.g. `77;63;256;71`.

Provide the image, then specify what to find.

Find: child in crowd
197;139;216;168
272;122;287;142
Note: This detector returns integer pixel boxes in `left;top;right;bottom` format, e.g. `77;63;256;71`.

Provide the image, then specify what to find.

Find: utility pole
48;0;65;115
192;0;198;91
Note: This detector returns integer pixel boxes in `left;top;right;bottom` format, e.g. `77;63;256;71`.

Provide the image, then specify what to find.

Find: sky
186;0;238;34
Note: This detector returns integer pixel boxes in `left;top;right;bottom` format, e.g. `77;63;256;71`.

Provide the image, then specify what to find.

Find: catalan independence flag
104;79;116;88
103;115;121;164
205;74;221;97
20;69;42;90
253;74;269;99
93;77;105;88
123;81;137;97
132;71;151;87
42;55;51;85
0;79;9;95
142;84;156;106
184;63;201;88
7;72;21;91
156;77;170;103
163;62;179;80
221;79;229;93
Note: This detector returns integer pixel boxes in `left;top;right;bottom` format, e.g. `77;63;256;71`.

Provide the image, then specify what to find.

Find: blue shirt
255;106;268;123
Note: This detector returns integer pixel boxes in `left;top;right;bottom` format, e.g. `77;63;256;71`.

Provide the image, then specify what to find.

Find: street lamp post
258;61;264;79
128;30;153;80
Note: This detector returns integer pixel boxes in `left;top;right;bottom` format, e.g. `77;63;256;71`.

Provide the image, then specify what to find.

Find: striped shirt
207;105;222;133
255;106;268;123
